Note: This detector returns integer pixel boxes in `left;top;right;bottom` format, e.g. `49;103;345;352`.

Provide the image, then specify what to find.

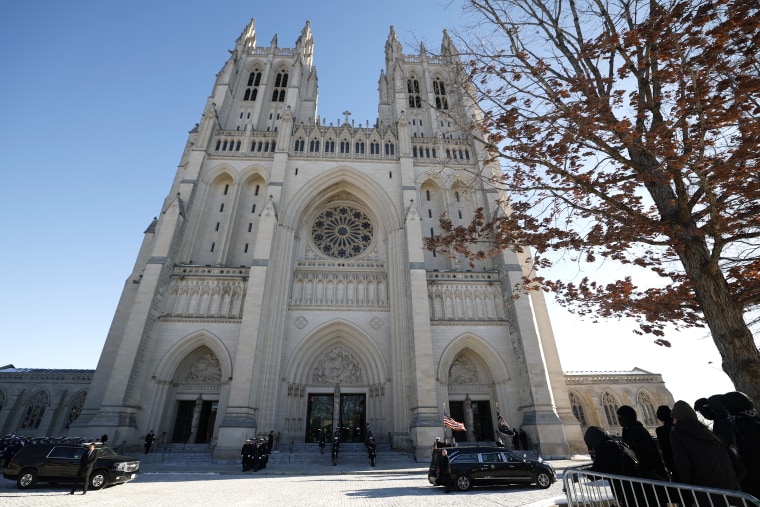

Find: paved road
1;459;583;507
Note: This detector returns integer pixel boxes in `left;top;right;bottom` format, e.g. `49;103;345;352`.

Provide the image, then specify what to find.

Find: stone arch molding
285;320;388;386
154;330;233;383
437;333;510;385
282;166;401;232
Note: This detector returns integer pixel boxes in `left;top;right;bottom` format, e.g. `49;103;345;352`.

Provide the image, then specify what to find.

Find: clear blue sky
0;1;734;407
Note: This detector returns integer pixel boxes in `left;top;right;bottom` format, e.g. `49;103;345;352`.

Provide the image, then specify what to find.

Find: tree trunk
678;238;760;404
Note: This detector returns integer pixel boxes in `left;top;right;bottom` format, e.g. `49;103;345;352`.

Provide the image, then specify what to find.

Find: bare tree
429;0;760;400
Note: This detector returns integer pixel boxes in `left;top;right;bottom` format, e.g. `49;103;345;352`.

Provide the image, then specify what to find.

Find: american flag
443;411;466;432
497;410;515;436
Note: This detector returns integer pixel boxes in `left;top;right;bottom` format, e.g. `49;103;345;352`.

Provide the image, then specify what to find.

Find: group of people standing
583;391;760;504
240;431;275;472
316;424;376;467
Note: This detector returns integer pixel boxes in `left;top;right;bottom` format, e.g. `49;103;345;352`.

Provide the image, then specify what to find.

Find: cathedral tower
72;19;582;459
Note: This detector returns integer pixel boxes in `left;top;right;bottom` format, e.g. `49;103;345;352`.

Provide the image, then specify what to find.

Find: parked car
428;446;556;491
3;443;140;490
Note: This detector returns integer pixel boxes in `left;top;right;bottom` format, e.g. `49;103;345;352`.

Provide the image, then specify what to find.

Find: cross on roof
342;110;351;125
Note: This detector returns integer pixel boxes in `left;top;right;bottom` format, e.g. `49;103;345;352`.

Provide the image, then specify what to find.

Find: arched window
569;392;587;426
385;142;395;155
370;141;380;155
21;390;49;429
309;139;320;153
294;138;305;152
340;139;350;154
245;70;261;101
272;70;288;102
66;391;87;428
407;77;421;108
355;141;365;154
637;391;658;426
601;392;621;427
433;77;448;109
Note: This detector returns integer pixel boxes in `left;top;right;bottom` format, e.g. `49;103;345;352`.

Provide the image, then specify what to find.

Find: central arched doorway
283;321;389;444
305;386;366;443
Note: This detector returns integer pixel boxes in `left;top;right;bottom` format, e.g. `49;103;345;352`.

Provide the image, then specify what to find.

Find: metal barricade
563;465;759;507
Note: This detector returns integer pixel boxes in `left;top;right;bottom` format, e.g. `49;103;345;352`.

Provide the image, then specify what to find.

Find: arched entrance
439;336;511;443
169;348;221;444
284;321;388;444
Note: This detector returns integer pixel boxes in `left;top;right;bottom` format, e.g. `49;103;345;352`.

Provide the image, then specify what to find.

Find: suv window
48;447;79;459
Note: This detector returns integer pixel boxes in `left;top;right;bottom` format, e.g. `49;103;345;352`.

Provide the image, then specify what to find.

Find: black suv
3;443;140;490
428;446;556;491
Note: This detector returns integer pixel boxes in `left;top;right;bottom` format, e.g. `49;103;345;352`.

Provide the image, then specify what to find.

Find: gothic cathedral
71;19;585;459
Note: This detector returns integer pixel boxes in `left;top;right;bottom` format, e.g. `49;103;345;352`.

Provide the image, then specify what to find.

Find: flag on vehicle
497;410;515;436
443;411;466;432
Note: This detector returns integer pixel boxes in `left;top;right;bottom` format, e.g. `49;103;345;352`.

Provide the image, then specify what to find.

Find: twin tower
71;18;582;459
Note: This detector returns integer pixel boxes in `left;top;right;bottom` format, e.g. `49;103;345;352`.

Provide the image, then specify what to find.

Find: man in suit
70;443;98;495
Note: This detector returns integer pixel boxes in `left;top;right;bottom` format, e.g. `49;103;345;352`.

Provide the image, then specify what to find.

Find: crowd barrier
563;465;759;507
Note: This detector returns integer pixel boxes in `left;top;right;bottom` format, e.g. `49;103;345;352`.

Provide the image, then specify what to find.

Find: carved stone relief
311;346;363;385
185;353;222;383
448;355;479;385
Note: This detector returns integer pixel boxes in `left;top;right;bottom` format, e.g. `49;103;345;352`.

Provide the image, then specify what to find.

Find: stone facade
1;20;675;459
565;368;675;437
0;366;92;437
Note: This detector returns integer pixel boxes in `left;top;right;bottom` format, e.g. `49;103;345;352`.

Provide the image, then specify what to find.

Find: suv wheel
17;469;37;490
535;471;552;489
455;474;472;491
89;469;108;490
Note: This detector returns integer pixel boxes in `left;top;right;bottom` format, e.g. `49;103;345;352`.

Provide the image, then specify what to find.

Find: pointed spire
237;18;256;51
385;25;402;58
271;33;278;48
296;20;312;48
441;28;460;59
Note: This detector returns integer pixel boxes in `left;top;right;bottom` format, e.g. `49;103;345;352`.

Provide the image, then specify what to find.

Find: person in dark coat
707;394;737;451
670;400;740;497
331;437;339;466
70;443;98;495
584;426;644;507
655;405;678;482
367;436;377;466
519;428;529;450
438;448;452;493
144;430;155;454
694;397;714;421
722;391;760;498
512;431;520;450
267;431;274;454
617;405;670;481
241;439;253;471
318;429;326;454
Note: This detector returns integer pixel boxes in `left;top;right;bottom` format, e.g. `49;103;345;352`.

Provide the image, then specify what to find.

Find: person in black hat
722;391;760;498
655;405;678;482
616;405;670;481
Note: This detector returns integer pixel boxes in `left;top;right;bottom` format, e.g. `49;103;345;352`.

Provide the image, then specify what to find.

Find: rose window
311;205;373;258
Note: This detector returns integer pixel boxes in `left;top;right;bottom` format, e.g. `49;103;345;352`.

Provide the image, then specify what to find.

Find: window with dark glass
433;78;448;109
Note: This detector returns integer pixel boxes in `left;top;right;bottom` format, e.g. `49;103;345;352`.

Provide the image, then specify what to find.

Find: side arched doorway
439;337;511;444
169;348;222;444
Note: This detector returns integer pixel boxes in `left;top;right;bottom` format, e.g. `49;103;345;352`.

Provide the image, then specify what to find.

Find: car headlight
112;462;128;472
